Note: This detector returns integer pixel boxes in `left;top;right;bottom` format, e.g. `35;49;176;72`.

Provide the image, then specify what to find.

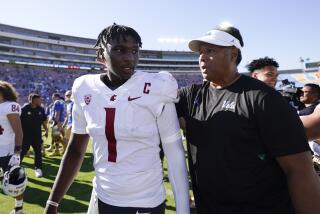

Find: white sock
15;199;23;208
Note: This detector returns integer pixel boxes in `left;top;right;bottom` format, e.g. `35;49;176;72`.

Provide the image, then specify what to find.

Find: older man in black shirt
176;24;320;214
20;93;48;177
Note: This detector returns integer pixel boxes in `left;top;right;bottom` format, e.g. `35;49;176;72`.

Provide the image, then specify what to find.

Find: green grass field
0;137;197;214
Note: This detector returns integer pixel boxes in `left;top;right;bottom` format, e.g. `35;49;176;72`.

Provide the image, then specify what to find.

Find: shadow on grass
21;160;59;180
24;175;92;212
66;180;93;202
24;186;89;213
79;153;94;173
23;153;94;178
28;177;53;188
21;151;94;213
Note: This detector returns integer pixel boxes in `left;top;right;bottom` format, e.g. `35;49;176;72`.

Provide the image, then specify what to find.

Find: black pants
21;138;42;169
0;155;11;172
98;199;165;214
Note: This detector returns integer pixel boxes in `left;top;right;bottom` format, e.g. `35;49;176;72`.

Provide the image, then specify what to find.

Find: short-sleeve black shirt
176;75;310;214
20;103;47;140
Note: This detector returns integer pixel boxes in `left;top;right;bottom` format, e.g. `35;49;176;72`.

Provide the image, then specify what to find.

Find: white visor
189;29;242;52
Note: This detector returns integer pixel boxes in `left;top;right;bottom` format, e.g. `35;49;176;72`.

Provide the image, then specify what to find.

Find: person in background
61;90;73;154
46;93;65;156
0;80;24;214
20;93;48;177
247;56;279;88
298;83;320;116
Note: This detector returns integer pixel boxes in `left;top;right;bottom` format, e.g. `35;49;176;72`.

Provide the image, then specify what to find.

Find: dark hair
216;26;244;65
0;80;19;102
246;57;279;73
28;93;41;102
52;93;60;98
304;83;320;95
94;23;142;49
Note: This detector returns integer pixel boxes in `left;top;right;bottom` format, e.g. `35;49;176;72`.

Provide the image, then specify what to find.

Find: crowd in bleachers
0;63;203;105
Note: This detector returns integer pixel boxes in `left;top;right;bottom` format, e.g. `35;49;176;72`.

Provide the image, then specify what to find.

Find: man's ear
96;48;106;64
231;47;239;64
251;71;258;78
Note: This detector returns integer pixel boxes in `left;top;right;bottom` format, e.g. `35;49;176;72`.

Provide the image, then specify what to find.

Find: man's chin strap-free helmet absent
2;165;28;197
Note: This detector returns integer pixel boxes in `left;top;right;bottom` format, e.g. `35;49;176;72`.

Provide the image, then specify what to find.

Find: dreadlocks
247;57;279;73
95;23;142;49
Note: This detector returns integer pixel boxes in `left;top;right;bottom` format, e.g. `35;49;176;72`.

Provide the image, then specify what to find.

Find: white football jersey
71;71;181;207
0;101;21;157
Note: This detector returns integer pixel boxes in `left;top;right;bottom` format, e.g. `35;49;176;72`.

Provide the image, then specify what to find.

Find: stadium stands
3;23;318;105
0;23;202;105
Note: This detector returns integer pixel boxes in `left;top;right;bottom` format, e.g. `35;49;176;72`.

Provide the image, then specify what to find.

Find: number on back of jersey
11;104;20;113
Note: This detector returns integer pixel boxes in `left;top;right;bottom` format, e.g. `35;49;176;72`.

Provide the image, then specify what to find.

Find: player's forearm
14;129;23;153
48;134;89;203
305;127;320;141
278;152;320;213
13;123;23;148
300;114;320;140
287;168;320;214
163;140;190;214
157;104;190;212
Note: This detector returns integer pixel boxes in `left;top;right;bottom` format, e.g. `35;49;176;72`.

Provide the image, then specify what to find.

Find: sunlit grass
0;135;196;214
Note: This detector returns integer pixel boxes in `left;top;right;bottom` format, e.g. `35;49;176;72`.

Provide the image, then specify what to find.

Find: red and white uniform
71;71;181;207
0;101;21;157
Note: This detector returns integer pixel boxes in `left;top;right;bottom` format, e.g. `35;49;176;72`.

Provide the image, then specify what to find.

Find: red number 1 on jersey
105;108;117;162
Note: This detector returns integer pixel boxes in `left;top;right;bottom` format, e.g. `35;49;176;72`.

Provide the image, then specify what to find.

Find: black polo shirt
176;75;310;214
20;103;47;141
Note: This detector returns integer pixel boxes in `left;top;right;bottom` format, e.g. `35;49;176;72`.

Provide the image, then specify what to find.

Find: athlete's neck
210;71;241;89
31;103;37;108
101;72;128;90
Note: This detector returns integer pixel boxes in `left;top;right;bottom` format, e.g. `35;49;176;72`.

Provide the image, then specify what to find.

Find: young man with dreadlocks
44;23;189;214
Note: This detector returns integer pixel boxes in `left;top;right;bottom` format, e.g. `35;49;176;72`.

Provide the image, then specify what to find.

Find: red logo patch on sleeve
84;94;92;105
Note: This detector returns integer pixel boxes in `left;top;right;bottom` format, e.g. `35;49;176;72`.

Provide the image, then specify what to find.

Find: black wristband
14;145;22;152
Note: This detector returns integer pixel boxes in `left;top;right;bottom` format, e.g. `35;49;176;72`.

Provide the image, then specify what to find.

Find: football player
46;93;65;156
61;90;73;154
0;80;25;214
45;23;189;214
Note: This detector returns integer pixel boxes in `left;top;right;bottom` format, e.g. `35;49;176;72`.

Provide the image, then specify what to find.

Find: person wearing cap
20;93;48;178
61;90;73;154
246;57;279;88
176;24;320;213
